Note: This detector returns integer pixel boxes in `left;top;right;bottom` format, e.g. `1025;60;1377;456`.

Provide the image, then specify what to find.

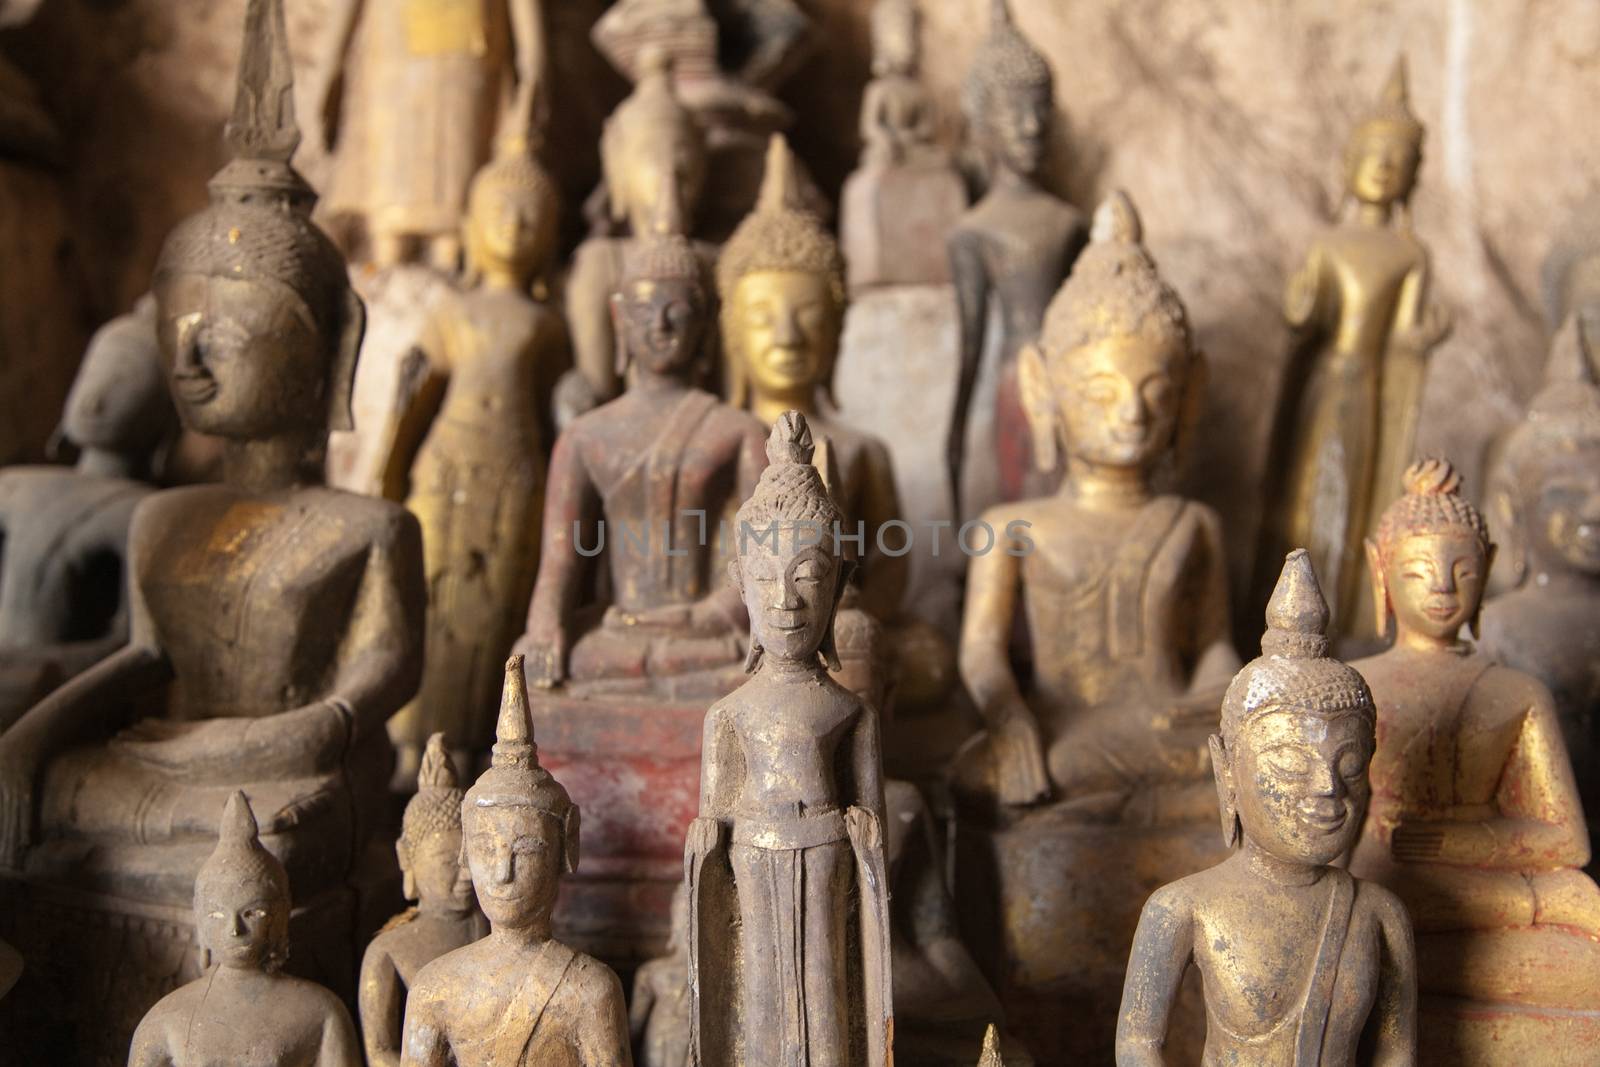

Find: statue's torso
1482;588;1600;750
955;187;1086;362
135;972;350;1067
378;910;485;989
424;288;555;456
726;673;863;819
1312;223;1425;360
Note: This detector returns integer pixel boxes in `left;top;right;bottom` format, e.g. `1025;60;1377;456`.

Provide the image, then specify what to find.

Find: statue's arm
1114;884;1194;1066
850;695;887;827
318;996;364;1067
1368;886;1419;1067
532;310;573;450
579;966;635;1067
566;244;622;403
1490;689;1590;868
946;228;989;511
507;0;548;136
856;439;908;622
358;942;404;1067
1391;254;1451;352
519;431;599;686
628;963;657;1043
695;703;737;829
1283;240;1329;332
377;337;449;502
1187;506;1240;688
398;989;451;1067
126;1012;175;1067
328;507;427;743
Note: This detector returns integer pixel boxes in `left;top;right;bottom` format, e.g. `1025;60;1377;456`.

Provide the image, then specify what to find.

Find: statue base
531;687;713;969
952;806;1225;1062
1421;996;1600;1066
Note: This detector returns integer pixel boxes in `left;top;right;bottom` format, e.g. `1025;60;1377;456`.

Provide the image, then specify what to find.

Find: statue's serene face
61;327;167;453
1381;530;1486;641
987;84;1050;176
465;805;562;930
737;536;840;664
731;270;840;402
155;274;325;440
1531;461;1600;576
1231;708;1371;867
469;183;548;277
197;876;286;971
1053;332;1183;471
405;828;475;912
1347;130;1418;207
615;277;708;376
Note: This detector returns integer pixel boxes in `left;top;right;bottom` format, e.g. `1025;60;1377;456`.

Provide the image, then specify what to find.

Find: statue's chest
171;1010;323;1067
1324;230;1419;307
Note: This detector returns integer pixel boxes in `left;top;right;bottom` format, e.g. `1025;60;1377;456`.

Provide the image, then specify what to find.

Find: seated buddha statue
0;0;424;1016
0;295;176;730
1350;457;1600;1060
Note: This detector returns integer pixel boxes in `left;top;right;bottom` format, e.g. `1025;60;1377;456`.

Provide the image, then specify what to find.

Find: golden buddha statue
399;657;632;1066
948;190;1237;1061
947;0;1087;512
0;2;425;1052
1481;315;1600;815
1119;550;1418;1065
687;412;892;1067
560;49;713;420
360;734;486;1067
1257;58;1452;646
1349;457;1600;1062
317;0;546;269
0;297;176;730
128;792;362;1067
378;135;568;779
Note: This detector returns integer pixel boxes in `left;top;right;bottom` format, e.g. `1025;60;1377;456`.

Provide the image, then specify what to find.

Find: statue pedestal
1421;996;1600;1066
953;809;1225;1063
530;689;709;969
840;159;966;291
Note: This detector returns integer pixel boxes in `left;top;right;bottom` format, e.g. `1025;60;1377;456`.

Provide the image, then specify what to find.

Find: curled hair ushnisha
1372;457;1492;562
962;0;1052;122
735;411;845;535
1349;56;1424;150
400;733;464;852
716;134;846;315
1500;314;1600;485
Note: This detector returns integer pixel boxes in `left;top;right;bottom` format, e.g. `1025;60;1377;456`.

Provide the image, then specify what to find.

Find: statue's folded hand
110;701;349;781
514;628;567;689
685;816;722;858
990;706;1051;807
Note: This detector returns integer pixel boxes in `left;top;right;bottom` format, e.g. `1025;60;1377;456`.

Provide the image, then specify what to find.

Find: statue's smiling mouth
1297;800;1347;833
1422;599;1459;621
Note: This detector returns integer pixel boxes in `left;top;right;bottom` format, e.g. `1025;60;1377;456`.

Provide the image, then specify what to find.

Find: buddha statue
316;0;547;269
0;1;425;1052
128;792;362;1067
1349;457;1600;1061
1256;58;1452;647
378;135;568;780
360;734;486;1067
840;0;965;293
1118;550;1418;1065
0;296;176;730
946;0;1087;513
686;411;892;1067
1540;193;1600;333
629;883;691;1067
399;656;632;1066
511;192;766;965
1480;314;1600;814
559;50;714;422
948;191;1237;1062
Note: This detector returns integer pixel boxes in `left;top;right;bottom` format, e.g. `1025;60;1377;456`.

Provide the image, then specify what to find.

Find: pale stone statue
629;884;690;1067
1481;314;1600;819
128;792;362;1067
399;656;633;1066
1351;457;1600;1062
1256;58;1451;645
946;0;1087;511
0;296;176;730
378;135;568;779
360;734;486;1067
1540;194;1600;332
687;412;892;1067
0;2;425;1052
317;0;547;268
1118;550;1418;1065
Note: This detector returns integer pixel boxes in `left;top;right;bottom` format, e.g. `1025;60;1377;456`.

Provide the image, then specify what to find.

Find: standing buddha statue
0;297;176;729
400;656;632;1065
946;0;1087;513
686;411;892;1067
0;0;425;1054
316;0;546;269
378;134;568;780
1118;550;1417;1065
1256;58;1452;646
360;734;486;1067
1350;457;1600;1062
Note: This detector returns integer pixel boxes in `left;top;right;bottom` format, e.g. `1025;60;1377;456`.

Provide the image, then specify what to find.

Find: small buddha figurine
0;296;176;730
1257;58;1452;645
400;656;632;1066
0;0;424;1011
686;411;892;1067
1480;315;1600;812
629;883;691;1067
360;734;486;1067
859;0;935;169
561;49;713;419
953;190;1235;811
1118;550;1417;1065
516;184;765;696
128;792;362;1067
316;0;547;269
378;135;568;778
946;0;1087;511
1350;457;1600;1058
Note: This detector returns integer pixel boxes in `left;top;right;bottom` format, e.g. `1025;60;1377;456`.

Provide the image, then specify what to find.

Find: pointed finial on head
1545;312;1599;390
757;134;803;214
768;410;816;466
224;0;299;164
977;1023;1005;1066
1262;549;1331;659
990;0;1014;30
651;168;686;239
220;789;261;845
1091;188;1142;246
1381;55;1409;108
417;733;460;792
492;654;536;768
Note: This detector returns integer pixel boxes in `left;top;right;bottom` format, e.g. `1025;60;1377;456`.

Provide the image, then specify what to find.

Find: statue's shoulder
558;946;626;1007
309;486;420;544
1353;874;1409;930
407;938;477;1003
1470;656;1557;722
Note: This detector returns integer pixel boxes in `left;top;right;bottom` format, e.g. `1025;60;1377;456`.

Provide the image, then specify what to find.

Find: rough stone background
4;0;1599;616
